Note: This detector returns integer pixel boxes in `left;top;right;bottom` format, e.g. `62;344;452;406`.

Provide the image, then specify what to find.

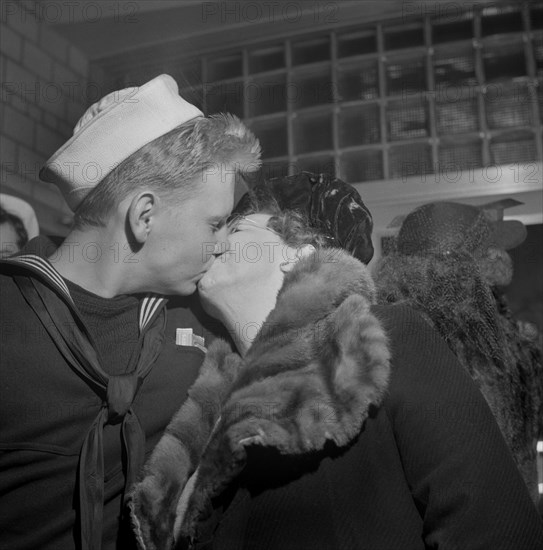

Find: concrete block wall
1;0;105;235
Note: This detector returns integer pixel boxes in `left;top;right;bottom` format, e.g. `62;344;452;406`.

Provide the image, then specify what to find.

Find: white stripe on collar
139;295;166;331
7;254;165;332
8;254;73;301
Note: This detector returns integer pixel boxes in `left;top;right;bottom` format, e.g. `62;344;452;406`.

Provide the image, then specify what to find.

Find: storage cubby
140;2;543;184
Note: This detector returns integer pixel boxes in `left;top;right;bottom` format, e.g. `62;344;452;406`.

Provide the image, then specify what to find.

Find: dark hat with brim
397;201;527;257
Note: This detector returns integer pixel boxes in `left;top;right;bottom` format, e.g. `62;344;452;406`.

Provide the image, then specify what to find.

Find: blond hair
74;114;261;228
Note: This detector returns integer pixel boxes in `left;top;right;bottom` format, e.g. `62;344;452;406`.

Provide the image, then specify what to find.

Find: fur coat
129;249;391;549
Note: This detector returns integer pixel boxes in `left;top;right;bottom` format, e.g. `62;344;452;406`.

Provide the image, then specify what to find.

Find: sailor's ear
127;192;159;244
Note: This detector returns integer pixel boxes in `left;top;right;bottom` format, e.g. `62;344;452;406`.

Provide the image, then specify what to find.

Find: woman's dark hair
235;191;330;249
0;206;28;249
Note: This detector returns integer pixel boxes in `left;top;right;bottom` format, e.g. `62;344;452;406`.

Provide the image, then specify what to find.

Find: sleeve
378;305;543;550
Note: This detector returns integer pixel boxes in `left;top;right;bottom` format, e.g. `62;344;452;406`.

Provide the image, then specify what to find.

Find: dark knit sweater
66;280;140;376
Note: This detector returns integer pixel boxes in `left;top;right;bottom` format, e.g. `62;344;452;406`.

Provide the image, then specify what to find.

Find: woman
0;194;40;258
375;201;542;503
130;206;543;549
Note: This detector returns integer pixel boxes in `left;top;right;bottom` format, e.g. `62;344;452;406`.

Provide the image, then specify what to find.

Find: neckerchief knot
106;373;142;423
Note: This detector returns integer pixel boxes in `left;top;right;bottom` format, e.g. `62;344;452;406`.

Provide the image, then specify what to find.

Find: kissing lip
196;263;216;283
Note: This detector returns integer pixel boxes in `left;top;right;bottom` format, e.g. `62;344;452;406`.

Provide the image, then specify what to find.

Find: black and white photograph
1;1;543;548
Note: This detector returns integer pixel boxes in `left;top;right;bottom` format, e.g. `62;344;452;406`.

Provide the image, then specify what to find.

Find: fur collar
130;249;391;549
